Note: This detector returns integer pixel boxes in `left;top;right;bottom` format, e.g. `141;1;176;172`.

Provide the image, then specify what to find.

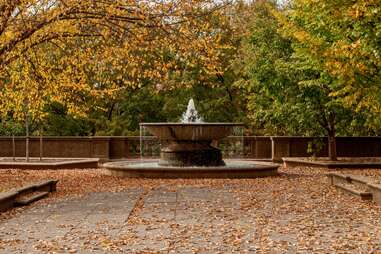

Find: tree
236;1;376;160
274;0;381;127
0;1;235;160
64;1;247;135
0;2;233;115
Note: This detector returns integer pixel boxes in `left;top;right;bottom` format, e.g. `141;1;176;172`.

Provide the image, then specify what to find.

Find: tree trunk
25;106;29;162
12;134;15;161
328;131;337;161
39;126;43;161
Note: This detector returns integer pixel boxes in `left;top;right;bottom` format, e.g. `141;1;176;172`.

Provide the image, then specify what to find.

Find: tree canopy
1;0;381;154
0;0;232;124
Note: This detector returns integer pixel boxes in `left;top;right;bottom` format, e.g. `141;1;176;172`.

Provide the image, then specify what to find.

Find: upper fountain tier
140;122;243;141
141;98;243;141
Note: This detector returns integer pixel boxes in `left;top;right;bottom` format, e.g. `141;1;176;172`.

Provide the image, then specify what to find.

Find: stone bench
0;191;19;212
327;173;381;204
0;180;58;212
368;182;381;205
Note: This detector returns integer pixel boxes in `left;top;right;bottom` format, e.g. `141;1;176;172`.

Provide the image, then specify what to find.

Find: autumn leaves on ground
2;166;381;206
1;166;381;252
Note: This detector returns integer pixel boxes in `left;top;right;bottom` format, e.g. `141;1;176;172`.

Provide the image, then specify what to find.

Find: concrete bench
327;173;381;204
0;180;58;212
0;191;18;212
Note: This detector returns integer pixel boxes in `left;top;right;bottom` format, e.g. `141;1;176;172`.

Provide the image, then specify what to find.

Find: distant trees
278;0;381;118
0;0;234;133
235;0;381;160
1;0;381;161
277;0;381;158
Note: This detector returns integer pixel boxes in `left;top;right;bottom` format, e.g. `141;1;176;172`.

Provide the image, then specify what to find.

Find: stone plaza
1;167;380;253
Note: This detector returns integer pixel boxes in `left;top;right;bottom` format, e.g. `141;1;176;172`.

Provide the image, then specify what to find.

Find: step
327;172;371;185
334;183;373;200
16;180;58;196
34;180;58;192
367;183;381;205
0;191;18;212
14;191;50;206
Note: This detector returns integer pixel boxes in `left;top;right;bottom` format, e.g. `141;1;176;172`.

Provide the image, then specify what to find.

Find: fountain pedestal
159;141;225;167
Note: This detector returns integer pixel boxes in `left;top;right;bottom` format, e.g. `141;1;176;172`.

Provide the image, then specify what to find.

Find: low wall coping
0;136;379;140
0;136;111;140
367;182;381;189
271;136;323;141
0;191;18;201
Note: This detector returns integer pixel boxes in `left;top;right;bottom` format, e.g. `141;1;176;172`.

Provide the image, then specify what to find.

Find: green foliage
43;102;93;136
92;86;167;136
0;118;24;136
307;138;325;158
91;82;246;136
1;0;381;138
235;1;381;137
277;0;381;128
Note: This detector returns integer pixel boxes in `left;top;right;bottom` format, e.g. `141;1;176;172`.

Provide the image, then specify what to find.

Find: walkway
1;172;381;253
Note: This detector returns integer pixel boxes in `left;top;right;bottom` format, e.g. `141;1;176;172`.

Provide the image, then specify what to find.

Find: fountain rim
140;122;244;126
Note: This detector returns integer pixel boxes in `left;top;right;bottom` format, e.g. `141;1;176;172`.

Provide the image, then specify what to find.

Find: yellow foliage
0;0;232;121
273;0;381;114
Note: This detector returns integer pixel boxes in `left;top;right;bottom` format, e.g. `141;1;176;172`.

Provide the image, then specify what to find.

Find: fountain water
103;99;279;178
181;98;203;123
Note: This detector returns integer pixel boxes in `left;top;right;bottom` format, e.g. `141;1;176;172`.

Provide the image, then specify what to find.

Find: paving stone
145;191;177;203
1;182;381;253
139;202;176;222
177;187;219;202
0;190;143;253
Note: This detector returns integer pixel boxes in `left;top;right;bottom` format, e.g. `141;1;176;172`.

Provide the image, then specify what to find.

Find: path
1;175;381;253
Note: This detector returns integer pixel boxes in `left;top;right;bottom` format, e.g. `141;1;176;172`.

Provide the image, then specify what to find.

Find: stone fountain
142;99;241;167
103;99;279;178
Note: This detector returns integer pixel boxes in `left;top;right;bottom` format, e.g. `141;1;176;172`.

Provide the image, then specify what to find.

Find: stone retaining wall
0;136;380;161
271;137;381;162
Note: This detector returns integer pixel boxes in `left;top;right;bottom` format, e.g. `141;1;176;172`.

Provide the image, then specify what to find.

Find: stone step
0;191;18;212
14;191;50;206
16;180;58;195
0;180;58;212
334;183;373;201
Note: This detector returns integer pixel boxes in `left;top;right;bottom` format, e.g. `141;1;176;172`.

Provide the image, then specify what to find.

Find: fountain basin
141;123;242;141
103;159;279;178
141;123;243;167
